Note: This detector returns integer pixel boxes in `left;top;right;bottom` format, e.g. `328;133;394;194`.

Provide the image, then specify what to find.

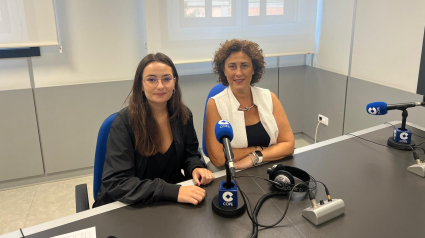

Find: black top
246;121;270;147
93;107;206;208
142;140;185;184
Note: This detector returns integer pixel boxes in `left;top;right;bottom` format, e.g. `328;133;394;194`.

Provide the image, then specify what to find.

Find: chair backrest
93;113;117;200
202;84;226;157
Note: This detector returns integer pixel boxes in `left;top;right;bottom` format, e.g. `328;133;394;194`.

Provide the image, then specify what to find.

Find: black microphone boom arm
222;137;235;188
387;102;425;110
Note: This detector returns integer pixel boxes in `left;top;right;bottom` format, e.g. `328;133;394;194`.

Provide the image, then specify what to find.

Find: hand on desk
176;168;214;205
192;168;215;186
177;185;206;205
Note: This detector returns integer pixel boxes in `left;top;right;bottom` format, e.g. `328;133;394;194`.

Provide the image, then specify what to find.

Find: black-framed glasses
143;75;175;88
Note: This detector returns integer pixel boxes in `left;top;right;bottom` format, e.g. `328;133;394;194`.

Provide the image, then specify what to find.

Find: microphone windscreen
215;120;234;143
366;102;388;115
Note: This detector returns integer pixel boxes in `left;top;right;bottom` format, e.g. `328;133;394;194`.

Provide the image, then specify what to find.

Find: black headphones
267;164;310;193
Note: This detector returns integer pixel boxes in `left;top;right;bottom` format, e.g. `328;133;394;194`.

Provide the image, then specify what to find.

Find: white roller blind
145;0;317;64
0;0;58;48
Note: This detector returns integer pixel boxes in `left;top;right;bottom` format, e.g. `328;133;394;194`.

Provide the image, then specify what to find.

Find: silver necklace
238;104;255;111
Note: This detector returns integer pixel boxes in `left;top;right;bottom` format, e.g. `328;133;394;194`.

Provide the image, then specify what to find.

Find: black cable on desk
20;228;25;238
346;133;425;163
346;133;389;147
233;174;333;237
234;176;311;238
235;175;318;192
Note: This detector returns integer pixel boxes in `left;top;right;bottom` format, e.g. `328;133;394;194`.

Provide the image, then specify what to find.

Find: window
266;0;284;15
145;0;317;63
184;0;205;17
248;0;260;16
249;0;284;16
212;0;232;17
179;0;235;28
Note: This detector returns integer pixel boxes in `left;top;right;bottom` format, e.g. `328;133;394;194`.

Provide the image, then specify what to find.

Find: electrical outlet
318;114;329;126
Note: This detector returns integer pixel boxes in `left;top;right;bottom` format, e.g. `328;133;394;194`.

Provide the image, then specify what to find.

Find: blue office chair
75;112;117;213
202;84;226;157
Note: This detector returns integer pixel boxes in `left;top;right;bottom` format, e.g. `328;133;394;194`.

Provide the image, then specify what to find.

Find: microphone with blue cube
218;183;238;207
366;101;416;150
212;120;246;217
393;127;412;144
366;101;425;177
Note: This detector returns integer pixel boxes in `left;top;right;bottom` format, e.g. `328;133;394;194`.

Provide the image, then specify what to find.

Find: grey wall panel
179;73;220;146
303;66;347;142
0;89;44;182
344;77;424;134
35;80;133;174
279;66;306;133
256;68;279;97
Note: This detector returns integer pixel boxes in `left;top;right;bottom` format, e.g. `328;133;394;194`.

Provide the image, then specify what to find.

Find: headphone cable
235;177;311;238
234;175;318;191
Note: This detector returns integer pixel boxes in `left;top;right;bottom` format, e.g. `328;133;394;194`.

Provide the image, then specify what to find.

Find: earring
173;89;175;94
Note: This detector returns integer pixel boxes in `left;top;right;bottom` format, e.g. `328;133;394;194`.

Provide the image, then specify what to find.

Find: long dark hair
129;53;189;156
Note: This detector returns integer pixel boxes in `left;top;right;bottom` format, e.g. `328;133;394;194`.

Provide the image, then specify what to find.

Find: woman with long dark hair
93;53;214;207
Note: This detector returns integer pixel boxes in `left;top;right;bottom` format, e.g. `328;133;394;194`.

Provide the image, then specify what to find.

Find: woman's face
142;62;175;106
223;51;254;91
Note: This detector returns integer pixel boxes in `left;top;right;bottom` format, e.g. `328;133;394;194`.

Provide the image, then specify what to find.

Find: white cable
315;120;321;144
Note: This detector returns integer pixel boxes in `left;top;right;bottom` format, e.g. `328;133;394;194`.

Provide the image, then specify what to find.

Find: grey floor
294;133;315;148
0;135;312;236
0;176;94;235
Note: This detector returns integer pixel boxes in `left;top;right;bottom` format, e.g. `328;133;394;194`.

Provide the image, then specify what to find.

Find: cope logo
368;107;380;115
222;191;233;206
218;120;230;129
400;132;409;140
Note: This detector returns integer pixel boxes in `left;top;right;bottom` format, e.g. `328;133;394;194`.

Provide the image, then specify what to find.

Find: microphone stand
386;108;425;177
223;137;235;189
387;107;416;150
212;138;246;217
224;161;233;189
400;108;408;131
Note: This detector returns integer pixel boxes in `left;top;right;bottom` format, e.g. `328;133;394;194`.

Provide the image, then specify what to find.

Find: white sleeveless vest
212;86;279;148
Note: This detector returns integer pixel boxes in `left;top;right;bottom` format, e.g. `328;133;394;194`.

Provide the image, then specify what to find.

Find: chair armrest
75;184;90;213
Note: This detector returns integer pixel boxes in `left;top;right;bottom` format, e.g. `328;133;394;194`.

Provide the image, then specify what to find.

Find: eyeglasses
143;75;175;88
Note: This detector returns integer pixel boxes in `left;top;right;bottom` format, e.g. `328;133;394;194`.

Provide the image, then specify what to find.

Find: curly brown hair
213;39;265;86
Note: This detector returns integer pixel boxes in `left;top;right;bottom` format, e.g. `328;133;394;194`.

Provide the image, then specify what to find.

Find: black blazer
93;107;206;208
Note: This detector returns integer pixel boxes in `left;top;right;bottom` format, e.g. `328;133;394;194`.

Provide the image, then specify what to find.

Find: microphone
366;101;419;152
211;120;246;217
365;102;425;177
366;101;425;115
214;120;235;180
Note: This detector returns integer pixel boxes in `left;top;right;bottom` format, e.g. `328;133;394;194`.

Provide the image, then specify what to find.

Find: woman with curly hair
93;53;214;208
205;39;295;170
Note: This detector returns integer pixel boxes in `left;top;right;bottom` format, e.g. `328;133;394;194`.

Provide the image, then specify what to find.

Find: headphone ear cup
268;164;285;180
273;171;295;191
